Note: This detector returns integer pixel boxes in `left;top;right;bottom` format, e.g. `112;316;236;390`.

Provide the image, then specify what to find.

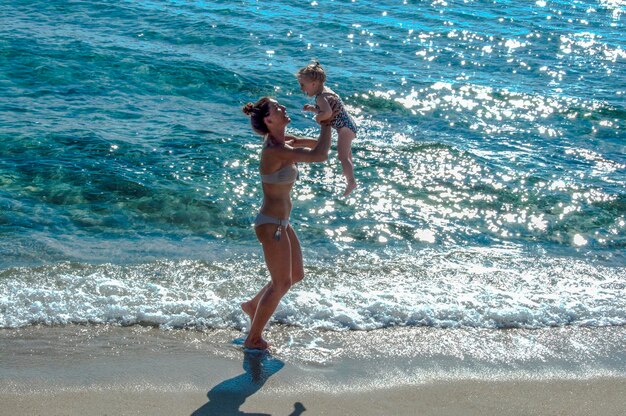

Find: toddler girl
297;62;358;196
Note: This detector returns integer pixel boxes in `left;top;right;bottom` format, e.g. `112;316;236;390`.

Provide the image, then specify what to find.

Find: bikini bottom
254;212;289;241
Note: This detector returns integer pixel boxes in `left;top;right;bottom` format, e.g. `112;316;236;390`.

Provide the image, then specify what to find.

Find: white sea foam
1;247;624;331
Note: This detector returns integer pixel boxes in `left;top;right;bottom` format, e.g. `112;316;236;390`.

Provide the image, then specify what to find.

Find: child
297;62;358;196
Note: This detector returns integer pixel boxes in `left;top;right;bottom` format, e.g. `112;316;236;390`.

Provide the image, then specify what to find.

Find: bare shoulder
265;142;300;160
320;88;341;108
285;133;310;142
261;143;286;158
314;93;327;104
287;134;318;148
322;87;340;99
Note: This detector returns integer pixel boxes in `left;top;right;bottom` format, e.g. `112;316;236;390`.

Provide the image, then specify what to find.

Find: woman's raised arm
273;124;332;163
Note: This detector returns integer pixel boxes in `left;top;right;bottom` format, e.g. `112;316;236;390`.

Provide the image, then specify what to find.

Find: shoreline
2;325;626;415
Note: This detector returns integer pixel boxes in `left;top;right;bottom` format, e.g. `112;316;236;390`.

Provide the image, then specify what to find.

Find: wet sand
2;325;625;415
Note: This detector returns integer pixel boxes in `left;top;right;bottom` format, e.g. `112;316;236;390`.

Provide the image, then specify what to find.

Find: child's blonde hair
296;61;326;83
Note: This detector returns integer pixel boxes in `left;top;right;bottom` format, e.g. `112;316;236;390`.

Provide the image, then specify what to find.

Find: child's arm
314;95;333;123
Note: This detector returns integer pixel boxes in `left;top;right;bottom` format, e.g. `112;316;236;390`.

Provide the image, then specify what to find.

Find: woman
241;97;331;350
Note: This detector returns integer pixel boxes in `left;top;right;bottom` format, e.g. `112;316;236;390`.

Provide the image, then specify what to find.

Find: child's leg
337;127;357;196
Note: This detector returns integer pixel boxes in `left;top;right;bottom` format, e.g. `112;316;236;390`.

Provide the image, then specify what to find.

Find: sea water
1;1;624;336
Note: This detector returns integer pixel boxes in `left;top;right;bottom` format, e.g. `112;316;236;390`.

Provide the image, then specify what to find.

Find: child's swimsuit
315;88;358;134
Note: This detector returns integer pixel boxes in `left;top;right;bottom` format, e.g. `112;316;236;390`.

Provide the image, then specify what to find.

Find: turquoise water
1;0;624;331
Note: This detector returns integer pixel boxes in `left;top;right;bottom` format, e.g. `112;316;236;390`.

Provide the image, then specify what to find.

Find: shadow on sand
192;350;305;416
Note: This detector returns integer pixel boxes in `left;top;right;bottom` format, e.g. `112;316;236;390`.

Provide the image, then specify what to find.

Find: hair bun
242;102;255;116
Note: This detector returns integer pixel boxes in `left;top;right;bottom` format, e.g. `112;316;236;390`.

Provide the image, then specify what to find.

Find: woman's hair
242;97;272;136
296;61;326;83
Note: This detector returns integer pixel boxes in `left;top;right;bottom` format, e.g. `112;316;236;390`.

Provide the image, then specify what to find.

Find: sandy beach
2;325;625;416
3;378;626;416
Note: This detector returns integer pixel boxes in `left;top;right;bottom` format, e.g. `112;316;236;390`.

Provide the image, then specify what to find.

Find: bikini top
260;163;299;184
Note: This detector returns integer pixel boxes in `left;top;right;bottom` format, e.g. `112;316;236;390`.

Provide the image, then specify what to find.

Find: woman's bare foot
343;179;357;197
244;336;269;350
241;301;255;320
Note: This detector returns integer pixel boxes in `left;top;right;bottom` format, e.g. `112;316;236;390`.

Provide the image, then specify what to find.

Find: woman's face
265;99;291;128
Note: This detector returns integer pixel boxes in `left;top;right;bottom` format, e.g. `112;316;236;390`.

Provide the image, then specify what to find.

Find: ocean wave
2;249;624;331
1;0;624;337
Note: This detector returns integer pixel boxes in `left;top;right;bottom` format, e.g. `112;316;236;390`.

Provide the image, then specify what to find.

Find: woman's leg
241;282;269;320
242;225;304;319
244;224;293;350
337;127;357;196
287;226;304;285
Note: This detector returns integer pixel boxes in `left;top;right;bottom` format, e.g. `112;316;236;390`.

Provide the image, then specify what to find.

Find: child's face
298;77;319;97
